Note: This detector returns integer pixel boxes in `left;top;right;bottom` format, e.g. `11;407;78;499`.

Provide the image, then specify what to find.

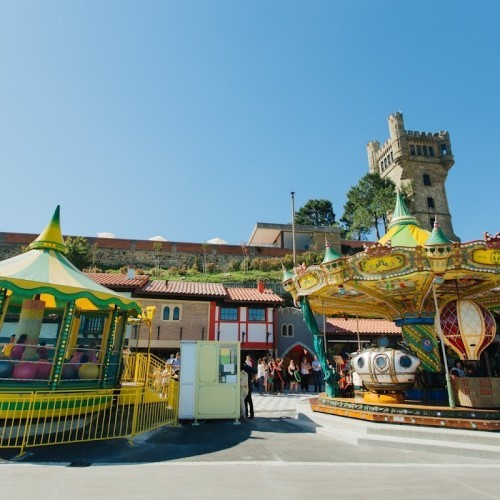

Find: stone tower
367;112;460;241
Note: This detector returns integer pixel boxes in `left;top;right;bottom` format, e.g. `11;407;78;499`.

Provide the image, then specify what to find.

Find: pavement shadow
0;413;319;466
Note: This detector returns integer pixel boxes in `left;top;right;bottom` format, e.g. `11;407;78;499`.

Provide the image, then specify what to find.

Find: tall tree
65;236;90;270
341;173;399;240
295;199;336;226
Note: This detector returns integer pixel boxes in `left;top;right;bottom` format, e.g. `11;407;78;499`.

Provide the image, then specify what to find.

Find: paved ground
1;392;499;499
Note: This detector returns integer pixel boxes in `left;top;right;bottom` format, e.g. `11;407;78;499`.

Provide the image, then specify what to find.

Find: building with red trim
86;273;284;359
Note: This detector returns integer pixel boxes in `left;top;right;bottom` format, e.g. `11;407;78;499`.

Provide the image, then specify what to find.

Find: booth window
248;307;265;321
163;305;182;322
220;306;238;321
78;315;105;338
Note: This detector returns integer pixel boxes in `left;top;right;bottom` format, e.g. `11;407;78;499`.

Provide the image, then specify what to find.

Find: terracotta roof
85;272;150;288
325;318;401;335
225;287;284;304
140;281;227;297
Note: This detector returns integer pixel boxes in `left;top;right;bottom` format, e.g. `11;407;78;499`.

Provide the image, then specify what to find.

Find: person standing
312;355;323;393
240;364;249;421
242;356;256;418
288;359;300;393
300;356;312;392
274;357;285;395
257;358;266;395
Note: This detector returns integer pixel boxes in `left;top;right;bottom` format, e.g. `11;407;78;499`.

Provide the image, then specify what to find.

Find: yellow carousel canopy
283;194;500;321
0;206;141;312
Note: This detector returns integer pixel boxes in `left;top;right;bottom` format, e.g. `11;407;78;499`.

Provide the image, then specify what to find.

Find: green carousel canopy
0;206;141;312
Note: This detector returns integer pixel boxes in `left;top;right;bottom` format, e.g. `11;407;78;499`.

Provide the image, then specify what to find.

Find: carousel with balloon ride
0;207;141;418
283;193;500;430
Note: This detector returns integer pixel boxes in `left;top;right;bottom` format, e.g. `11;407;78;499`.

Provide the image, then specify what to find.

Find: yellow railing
0;354;179;454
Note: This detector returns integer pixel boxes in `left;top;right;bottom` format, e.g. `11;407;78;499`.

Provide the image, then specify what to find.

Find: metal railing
0;353;179;454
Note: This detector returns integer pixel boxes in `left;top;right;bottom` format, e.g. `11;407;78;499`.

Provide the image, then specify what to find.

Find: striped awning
0;206;140;312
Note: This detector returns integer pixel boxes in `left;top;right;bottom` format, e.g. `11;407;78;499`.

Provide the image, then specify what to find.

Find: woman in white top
257;358;266;395
288;359;299;393
300;357;312;392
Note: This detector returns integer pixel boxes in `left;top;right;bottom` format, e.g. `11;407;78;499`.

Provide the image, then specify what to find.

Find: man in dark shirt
242;356;256;419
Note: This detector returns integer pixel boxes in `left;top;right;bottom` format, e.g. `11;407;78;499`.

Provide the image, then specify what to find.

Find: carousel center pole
432;278;456;408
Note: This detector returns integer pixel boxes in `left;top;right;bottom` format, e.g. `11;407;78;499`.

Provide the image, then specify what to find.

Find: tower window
423;174;431;186
281;324;294;337
417;145;422;155
422;145;428;156
441;144;448;155
429;146;435;157
429;217;436;230
427;197;435;209
410;145;415;155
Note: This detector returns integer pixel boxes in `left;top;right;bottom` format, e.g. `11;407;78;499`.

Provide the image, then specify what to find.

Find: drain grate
67;461;92;468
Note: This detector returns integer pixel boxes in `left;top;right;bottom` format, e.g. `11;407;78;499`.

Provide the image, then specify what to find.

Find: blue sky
1;1;498;245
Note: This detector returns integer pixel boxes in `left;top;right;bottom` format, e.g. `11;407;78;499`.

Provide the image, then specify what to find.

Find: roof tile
141;281;227;297
225;287;284;304
85;272;150;288
326;318;401;335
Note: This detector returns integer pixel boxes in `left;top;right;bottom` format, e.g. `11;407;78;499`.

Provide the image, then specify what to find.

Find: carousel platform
312;394;500;431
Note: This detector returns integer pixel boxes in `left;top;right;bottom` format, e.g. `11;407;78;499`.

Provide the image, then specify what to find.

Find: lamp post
291;191;296;266
432;278;455;408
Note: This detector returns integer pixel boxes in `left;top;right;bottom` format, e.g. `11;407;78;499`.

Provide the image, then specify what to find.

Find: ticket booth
178;340;240;422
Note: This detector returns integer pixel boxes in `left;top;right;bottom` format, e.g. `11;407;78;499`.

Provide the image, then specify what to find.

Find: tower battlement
367;113;459;242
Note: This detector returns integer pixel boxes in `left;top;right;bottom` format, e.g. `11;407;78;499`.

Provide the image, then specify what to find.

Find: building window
248;308;265;322
430;217;436;229
410;145;415;155
427;197;435;209
422;145;428;156
417;145;422;155
163;305;182;321
423;174;431;186
281;324;294;337
220;307;238;321
441;144;448;155
429;146;435;157
173;306;180;321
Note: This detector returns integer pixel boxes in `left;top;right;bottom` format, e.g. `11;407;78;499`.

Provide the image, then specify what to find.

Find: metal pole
432;280;455;408
322;303;328;357
356;315;361;351
291;191;296;266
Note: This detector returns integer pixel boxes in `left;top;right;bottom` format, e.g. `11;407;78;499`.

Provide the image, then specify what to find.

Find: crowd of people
244;354;328;397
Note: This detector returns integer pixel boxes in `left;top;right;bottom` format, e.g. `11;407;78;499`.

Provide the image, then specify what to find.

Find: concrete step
356;433;500;461
367;422;500;448
293;402;500;459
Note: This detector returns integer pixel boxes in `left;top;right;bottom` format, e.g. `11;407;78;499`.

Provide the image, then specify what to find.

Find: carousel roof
283;194;500;321
378;192;431;247
0;206;141;312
